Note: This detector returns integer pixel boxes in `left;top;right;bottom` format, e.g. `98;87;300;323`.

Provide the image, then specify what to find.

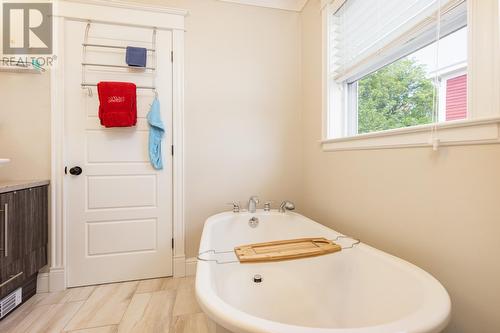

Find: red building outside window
445;74;467;121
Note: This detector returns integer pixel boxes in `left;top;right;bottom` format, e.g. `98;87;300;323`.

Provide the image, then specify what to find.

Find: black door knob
69;166;83;176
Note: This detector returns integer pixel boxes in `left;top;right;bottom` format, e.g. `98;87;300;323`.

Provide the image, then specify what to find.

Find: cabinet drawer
0;259;24;298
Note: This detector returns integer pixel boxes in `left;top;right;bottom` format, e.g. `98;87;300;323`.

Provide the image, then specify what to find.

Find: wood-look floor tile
161;277;182;291
2;304;63;333
135;278;167;293
0;293;48;332
67;325;118;333
35;289;74;306
0;277;203;333
117;290;175;333
64;281;138;331
25;301;84;333
27;292;50;305
171;313;210;333
66;286;96;303
172;285;202;317
3;303;52;333
136;276;183;292
177;276;195;290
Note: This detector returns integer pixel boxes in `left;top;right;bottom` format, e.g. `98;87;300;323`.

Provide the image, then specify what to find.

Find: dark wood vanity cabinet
0;186;48;300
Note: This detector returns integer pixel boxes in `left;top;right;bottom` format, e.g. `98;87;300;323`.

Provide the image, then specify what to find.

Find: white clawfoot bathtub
195;210;450;333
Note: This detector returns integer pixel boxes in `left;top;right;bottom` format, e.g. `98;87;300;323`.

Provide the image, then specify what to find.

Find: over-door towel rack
82;43;155;52
81;83;156;90
82;62;156;71
81;22;158;95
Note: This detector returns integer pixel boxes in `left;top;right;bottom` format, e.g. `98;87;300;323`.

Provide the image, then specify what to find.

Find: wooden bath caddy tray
234;237;341;263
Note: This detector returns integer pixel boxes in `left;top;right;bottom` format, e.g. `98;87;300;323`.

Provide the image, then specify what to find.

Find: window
357;27;468;134
325;0;468;139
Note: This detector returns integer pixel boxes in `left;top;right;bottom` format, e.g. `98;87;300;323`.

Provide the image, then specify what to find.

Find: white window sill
321;117;500;151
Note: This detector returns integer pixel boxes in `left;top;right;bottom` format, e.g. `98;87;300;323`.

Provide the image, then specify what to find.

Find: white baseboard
48;268;66;292
37;268;65;293
185;257;197;276
41;258;193;290
36;273;49;293
173;255;186;277
173;256;197;277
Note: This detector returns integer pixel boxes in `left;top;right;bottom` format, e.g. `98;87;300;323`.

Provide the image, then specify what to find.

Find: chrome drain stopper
253;274;263;283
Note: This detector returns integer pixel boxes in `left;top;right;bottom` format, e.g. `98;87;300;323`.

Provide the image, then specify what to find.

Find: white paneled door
64;20;173;287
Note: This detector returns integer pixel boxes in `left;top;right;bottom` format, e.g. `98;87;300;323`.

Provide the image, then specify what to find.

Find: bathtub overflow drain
253;274;263;283
249;217;259;228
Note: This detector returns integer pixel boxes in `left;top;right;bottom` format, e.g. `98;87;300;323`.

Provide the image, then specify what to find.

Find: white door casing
64;20;173;287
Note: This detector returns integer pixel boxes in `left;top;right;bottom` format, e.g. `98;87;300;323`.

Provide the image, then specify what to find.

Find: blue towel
147;98;165;170
126;46;147;67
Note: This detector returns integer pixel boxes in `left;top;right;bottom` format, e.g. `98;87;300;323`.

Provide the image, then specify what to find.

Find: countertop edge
0;180;50;194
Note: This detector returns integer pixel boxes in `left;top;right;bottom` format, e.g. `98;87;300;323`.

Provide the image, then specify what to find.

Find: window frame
321;0;500;151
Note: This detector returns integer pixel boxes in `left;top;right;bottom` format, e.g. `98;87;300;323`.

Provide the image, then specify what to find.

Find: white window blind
329;0;467;83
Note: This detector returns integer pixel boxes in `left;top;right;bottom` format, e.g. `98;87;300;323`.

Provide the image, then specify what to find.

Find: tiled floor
0;276;209;333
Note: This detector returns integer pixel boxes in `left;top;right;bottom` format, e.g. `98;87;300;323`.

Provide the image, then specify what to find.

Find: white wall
300;1;500;332
0;72;51;181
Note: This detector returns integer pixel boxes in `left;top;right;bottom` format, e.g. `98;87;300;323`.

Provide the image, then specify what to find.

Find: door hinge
171;238;174;249
171;51;173;63
171;145;174;156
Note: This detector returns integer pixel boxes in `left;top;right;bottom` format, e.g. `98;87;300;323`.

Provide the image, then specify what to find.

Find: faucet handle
279;200;295;213
263;201;273;212
226;202;240;213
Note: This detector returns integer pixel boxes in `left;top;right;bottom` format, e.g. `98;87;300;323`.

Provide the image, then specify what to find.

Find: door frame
48;0;187;291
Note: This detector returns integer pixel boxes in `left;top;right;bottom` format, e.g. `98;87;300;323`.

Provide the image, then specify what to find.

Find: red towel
97;82;137;127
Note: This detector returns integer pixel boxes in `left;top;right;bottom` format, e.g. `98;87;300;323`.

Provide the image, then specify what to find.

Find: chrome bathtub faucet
279;200;295;213
247;196;259;213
